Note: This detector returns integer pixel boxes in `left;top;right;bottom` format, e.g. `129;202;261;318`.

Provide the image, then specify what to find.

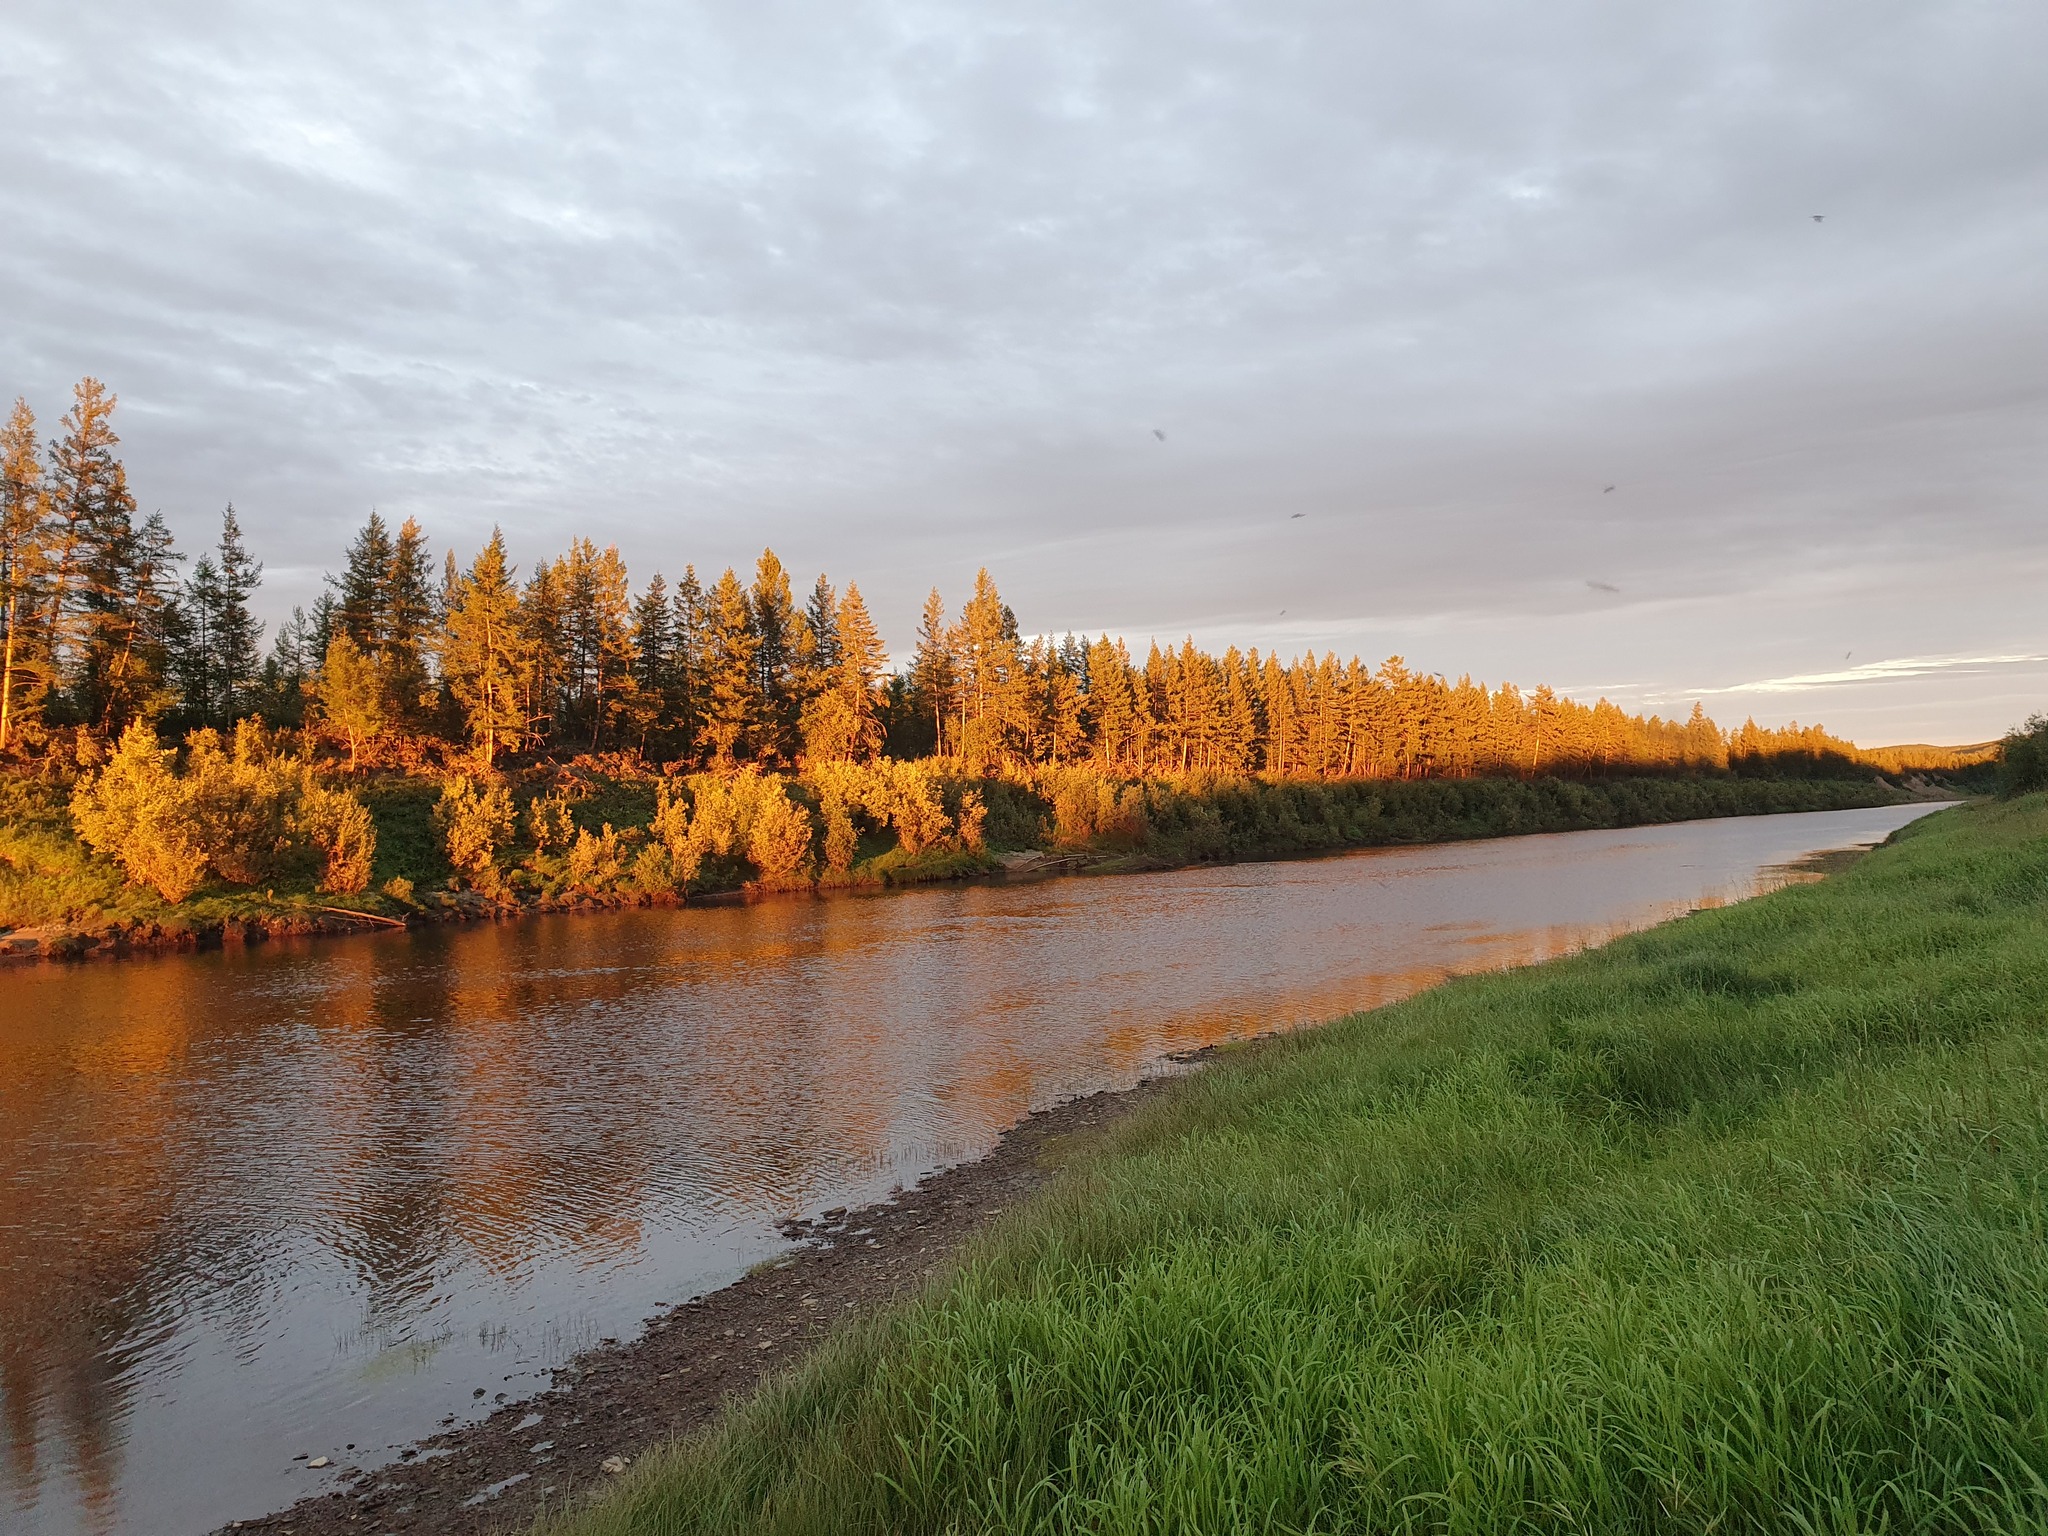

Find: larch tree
748;549;801;762
800;581;888;762
698;567;759;768
441;530;528;766
908;588;954;758
313;634;386;770
0;398;49;749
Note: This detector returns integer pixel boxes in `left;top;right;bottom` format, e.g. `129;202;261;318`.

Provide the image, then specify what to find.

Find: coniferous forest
0;380;1989;951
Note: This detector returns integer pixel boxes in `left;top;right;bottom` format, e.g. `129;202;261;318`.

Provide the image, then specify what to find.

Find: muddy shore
218;1067;1190;1536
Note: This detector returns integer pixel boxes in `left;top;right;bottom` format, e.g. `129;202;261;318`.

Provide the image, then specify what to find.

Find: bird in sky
1603;484;1615;493
1290;512;1306;519
1813;214;1825;222
1587;580;1620;594
1152;428;1166;441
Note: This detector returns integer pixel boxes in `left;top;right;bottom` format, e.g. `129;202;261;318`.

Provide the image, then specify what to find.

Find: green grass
547;796;2048;1536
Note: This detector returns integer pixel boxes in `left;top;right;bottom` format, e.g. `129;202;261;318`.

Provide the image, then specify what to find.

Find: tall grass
550;796;2048;1536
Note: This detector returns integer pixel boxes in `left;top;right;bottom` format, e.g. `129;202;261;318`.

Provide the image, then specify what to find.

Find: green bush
1997;713;2048;797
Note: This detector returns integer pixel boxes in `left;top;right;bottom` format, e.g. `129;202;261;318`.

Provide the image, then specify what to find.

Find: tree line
2;379;1944;784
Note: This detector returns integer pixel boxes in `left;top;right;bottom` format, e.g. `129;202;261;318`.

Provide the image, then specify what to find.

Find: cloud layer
4;0;2044;741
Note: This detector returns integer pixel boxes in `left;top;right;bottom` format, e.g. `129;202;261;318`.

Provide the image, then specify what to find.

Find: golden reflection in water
0;806;1940;1536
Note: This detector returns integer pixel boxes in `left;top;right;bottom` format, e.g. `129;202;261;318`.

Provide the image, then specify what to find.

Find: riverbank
2;768;1923;965
508;795;2048;1535
220;1071;1194;1535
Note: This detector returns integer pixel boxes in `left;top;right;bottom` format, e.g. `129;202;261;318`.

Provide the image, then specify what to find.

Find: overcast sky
4;1;2043;744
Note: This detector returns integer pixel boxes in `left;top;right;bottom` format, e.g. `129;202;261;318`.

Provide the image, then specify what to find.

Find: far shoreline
0;775;1946;970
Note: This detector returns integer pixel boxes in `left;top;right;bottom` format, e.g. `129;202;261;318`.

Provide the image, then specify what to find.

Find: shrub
1998;714;2048;797
181;724;297;883
648;780;702;883
434;774;514;883
954;787;987;852
563;823;626;894
297;782;377;893
820;790;859;874
68;720;379;900
746;782;816;888
526;786;578;854
381;876;416;904
69;722;207;901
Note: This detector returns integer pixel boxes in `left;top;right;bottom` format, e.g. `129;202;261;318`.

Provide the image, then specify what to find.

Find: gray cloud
3;0;2044;741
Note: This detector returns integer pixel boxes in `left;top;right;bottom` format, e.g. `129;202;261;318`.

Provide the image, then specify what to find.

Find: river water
0;803;1943;1535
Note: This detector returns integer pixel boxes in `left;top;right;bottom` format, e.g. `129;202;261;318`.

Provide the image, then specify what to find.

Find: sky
3;1;2044;746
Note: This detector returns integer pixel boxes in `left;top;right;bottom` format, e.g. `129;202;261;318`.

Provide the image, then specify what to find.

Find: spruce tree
177;552;223;725
630;572;674;755
669;565;706;763
335;511;393;651
213;506;263;722
44;378;152;729
519;557;566;749
383;516;435;724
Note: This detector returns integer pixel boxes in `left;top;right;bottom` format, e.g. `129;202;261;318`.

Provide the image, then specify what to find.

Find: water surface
0;803;1943;1534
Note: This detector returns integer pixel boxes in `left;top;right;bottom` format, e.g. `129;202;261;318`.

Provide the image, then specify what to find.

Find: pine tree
441;529;529;766
0;398;49;750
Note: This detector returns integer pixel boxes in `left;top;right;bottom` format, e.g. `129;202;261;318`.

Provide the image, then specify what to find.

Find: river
0;802;1944;1535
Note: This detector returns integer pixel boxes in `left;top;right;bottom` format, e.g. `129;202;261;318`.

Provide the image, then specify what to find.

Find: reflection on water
0;803;1942;1534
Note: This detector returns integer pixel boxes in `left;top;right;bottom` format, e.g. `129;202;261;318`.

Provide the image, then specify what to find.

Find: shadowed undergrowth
544;796;2048;1536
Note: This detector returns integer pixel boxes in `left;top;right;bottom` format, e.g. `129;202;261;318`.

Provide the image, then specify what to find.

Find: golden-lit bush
69;722;207;901
525;786;577;855
181;723;297;883
563;823;626;894
297;782;376;893
744;781;816;889
434;774;514;884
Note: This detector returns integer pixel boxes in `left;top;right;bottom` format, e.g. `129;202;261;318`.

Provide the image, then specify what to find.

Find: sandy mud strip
221;1067;1199;1536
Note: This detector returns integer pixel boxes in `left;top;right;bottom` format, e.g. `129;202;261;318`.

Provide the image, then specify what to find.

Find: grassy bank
550;796;2048;1536
0;761;1910;956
